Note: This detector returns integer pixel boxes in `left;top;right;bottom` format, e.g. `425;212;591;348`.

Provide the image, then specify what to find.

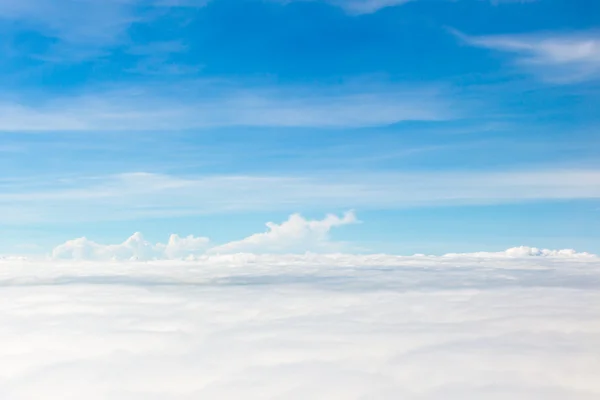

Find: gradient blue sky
0;0;599;255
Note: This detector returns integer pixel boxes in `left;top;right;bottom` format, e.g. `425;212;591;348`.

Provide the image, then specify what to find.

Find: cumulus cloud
458;30;600;83
0;254;599;399
209;211;358;254
47;210;596;261
50;212;356;260
157;234;211;259
52;232;210;261
47;208;597;261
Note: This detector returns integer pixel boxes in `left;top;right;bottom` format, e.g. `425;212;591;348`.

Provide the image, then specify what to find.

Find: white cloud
50;212;354;260
2;169;600;225
324;0;413;14
0;0;210;60
52;232;210;261
0;81;451;131
0;0;155;63
159;234;212;259
47;210;597;260
0;0;136;46
209;211;358;254
0;254;599;399
282;0;531;14
444;245;596;259
459;30;600;83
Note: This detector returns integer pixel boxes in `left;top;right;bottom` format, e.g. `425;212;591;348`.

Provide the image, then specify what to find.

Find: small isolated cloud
458;30;600;83
209;211;359;254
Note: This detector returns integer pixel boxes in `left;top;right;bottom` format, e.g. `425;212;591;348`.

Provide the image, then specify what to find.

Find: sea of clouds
1;250;599;399
1;211;599;398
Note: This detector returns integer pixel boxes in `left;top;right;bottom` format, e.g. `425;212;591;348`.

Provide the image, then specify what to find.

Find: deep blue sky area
0;0;598;255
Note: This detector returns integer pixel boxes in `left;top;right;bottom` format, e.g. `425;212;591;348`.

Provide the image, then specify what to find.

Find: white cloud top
52;232;210;261
46;211;596;261
209;211;358;254
0;254;599;398
50;212;357;260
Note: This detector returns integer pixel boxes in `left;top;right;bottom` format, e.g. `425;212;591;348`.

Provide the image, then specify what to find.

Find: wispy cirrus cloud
458;30;600;83
0;81;453;131
1;169;600;225
282;0;533;14
0;0;210;62
323;0;413;14
0;0;137;45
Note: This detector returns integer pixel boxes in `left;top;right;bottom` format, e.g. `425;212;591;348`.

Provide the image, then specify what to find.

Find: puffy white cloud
49;212;355;260
52;232;210;261
209;211;358;254
48;211;597;261
158;234;211;259
0;255;599;399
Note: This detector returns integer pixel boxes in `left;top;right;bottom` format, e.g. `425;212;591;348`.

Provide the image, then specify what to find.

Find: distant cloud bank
44;211;596;261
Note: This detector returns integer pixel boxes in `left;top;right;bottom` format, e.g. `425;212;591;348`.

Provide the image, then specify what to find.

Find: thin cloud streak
1;169;600;224
0;82;452;131
458;30;600;83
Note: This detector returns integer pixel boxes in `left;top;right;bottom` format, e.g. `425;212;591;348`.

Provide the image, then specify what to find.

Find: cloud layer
51;232;211;261
0;254;599;399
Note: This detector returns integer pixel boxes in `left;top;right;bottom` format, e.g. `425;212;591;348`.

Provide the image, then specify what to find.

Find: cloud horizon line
9;210;594;261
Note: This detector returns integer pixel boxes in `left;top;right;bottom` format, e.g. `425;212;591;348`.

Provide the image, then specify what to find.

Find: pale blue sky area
0;0;599;255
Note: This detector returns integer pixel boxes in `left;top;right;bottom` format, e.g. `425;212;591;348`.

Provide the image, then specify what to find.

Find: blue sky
0;0;599;255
